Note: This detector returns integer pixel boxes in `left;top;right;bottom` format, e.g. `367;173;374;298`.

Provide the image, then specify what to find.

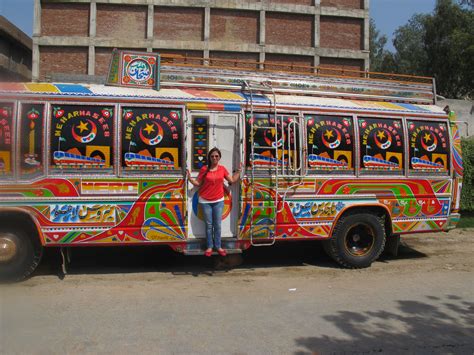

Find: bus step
183;248;243;256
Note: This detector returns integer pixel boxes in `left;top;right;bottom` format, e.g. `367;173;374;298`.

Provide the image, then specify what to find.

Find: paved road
1;229;473;354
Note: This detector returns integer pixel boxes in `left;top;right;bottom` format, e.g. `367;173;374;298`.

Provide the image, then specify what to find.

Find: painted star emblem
324;129;334;139
423;133;432;143
144;123;155;135
377;130;386;140
77;121;89;133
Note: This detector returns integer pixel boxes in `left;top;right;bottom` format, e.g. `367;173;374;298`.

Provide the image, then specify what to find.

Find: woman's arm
225;163;243;184
187;169;202;187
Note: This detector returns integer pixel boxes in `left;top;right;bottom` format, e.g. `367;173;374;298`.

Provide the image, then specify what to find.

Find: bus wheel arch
0;211;44;281
324;206;390;268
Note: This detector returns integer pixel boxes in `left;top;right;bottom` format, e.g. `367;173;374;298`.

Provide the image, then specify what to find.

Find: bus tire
0;227;43;281
323;213;386;269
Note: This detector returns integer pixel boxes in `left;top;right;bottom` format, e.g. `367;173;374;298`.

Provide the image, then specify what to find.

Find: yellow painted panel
0;151;11;173
212;91;243;100
187;103;208;110
378;102;405;110
25;83;60;93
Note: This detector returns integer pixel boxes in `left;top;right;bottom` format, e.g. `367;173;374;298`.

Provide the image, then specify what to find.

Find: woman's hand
187;169;201;187
227;162;244;184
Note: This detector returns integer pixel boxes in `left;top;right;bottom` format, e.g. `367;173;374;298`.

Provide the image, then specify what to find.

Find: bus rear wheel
323;213;386;268
0;228;43;281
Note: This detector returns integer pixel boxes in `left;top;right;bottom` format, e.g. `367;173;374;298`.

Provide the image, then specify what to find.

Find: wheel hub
345;225;375;256
0;234;18;263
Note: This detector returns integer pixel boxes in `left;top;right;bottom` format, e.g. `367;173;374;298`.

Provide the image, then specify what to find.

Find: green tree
388;0;474;98
369;19;387;71
424;0;474;98
458;0;473;8
392;14;429;76
369;19;397;72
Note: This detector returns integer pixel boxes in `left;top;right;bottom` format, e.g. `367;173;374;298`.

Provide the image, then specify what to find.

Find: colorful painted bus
0;51;463;280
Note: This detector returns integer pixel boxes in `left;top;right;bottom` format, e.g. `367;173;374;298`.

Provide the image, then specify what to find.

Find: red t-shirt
197;165;229;201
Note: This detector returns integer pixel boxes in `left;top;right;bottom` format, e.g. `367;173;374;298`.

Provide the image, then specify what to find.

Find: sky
371;0;436;51
1;0;437;52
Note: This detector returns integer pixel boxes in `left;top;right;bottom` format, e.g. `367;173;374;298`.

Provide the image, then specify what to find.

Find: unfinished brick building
32;0;369;82
0;16;32;81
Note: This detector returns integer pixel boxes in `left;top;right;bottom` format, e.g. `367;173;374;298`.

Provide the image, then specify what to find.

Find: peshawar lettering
54;109;112;138
409;123;447;149
124;112;179;141
289;201;344;218
307;119;352;145
0;118;11;145
362;122;402;147
50;204;117;223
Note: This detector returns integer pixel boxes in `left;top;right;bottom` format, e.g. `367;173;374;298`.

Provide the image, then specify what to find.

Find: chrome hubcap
0;234;18;263
345;225;375;257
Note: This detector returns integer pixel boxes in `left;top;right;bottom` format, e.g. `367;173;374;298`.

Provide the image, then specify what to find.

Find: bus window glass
191;116;208;171
121;107;182;172
0;103;14;179
20;103;45;178
305;115;354;173
358;117;404;174
407;120;450;174
245;112;299;172
50;105;114;173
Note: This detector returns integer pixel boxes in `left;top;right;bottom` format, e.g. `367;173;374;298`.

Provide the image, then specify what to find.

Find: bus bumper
446;213;461;230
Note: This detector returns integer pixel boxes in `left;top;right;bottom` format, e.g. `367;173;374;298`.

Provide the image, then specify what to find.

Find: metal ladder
243;80;281;246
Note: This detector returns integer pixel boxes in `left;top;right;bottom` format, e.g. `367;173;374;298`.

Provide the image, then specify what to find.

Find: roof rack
105;50;436;105
159;54;435;105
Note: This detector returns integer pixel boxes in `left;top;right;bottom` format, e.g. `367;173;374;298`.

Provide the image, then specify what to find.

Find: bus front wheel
323;213;386;268
0;228;43;281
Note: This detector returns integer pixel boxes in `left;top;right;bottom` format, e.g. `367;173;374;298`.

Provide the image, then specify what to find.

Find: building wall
154;7;204;42
41;3;90;37
39;46;88;78
321;0;364;9
96;4;147;40
33;0;369;82
210;9;259;44
266;12;313;47
0;16;32;81
320;17;363;50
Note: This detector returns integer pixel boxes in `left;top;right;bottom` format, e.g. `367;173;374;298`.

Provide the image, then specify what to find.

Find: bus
0;51;463;280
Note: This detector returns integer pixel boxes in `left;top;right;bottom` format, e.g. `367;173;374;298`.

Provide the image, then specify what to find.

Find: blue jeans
200;201;224;249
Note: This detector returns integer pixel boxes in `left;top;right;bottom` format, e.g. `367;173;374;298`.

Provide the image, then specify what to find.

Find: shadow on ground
294;295;474;354
33;238;428;279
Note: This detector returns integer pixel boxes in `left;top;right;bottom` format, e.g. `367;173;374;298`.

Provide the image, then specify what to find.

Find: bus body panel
0;85;461;249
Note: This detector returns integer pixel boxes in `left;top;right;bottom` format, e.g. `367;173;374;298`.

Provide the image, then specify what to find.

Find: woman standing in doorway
187;148;242;257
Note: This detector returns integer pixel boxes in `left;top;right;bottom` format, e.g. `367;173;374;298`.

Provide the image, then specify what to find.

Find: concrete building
32;0;370;82
437;98;474;138
0;16;32;81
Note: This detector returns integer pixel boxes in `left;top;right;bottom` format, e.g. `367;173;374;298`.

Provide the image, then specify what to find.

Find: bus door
186;112;241;239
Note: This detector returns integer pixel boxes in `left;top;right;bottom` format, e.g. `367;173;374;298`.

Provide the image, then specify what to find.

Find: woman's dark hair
206;147;221;170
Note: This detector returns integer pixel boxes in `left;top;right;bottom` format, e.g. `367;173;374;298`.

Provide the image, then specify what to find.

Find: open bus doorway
186;112;242;240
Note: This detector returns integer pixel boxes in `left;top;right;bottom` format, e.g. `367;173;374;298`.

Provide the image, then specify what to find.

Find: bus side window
19;103;45;179
358;117;405;175
305;115;355;174
407;120;450;175
49;104;115;174
121;107;183;174
0;102;15;180
245;112;299;172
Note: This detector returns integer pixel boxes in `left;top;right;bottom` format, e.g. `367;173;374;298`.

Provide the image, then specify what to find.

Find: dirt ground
27;226;474;278
1;228;473;354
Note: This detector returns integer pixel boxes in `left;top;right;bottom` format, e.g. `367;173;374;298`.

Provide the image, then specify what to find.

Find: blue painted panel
55;84;93;95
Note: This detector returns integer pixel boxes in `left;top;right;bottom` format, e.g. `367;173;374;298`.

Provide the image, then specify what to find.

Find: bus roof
0;81;445;118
